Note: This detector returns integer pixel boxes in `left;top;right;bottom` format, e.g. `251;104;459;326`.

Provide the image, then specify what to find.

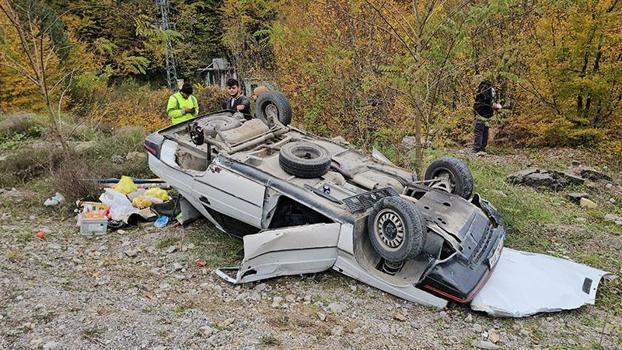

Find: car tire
279;141;331;178
367;196;425;263
255;91;292;126
424;156;474;199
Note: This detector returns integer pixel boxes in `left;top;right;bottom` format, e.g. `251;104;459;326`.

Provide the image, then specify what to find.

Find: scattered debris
44;192;66;207
124;248;139;258
393;312;407;322
35;231;46;240
506;168;584;190
165;245;177;254
195;261;207;267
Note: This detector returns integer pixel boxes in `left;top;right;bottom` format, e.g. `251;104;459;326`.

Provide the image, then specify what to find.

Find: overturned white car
145;92;607;315
144;92;506;309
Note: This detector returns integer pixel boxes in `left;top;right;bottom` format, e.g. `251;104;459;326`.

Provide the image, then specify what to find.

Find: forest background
1;0;621;157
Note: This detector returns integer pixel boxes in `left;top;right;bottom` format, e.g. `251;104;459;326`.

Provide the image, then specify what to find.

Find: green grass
258;334;281;346
186;224;243;267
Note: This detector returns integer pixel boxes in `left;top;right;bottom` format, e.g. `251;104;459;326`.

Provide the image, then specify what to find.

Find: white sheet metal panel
471;248;609;317
237;223;341;283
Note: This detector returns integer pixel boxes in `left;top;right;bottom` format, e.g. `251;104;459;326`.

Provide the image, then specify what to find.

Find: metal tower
156;0;177;89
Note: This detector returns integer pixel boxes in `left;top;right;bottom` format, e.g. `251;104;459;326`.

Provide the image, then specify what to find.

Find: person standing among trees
222;78;250;115
167;82;199;125
473;79;502;154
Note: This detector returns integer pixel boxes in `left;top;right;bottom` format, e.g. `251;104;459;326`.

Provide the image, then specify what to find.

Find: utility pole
156;0;177;89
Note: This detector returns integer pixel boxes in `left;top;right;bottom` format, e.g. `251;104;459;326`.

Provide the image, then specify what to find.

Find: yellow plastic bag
132;196;152;209
145;187;170;201
113;176;138;195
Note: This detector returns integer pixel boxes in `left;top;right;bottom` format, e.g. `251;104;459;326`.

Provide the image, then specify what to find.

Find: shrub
49;155;100;203
0;146;62;187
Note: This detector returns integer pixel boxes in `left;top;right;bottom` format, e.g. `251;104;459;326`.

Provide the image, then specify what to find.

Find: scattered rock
254;283;267;292
473;323;483;333
465;314;473;323
489;330;501;343
217;318;234;329
604;214;622;226
172;263;183;271
519;329;529;337
566;192;589;204
317;312;326;321
605;183;613;190
43;341;59;350
327;302;346;314
124;248;139;257
580;168;612;182
472;339;500;349
285;294;296;303
570;160;581;166
200;325;215;337
575;217;587;223
165;246;177;254
609;198;616;204
331;326;344;336
506;168;584;190
580;198;597;209
393;312;407;322
271;296;283;308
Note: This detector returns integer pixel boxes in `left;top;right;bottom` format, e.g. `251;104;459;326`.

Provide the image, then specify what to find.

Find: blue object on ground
154;215;169;228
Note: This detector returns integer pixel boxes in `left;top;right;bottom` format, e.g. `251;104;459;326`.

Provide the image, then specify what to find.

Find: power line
156;0;177;89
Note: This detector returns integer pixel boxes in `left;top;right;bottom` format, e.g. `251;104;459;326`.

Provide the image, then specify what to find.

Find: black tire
255;91;292;126
424;156;473;199
367;196;425;263
279;141;331;178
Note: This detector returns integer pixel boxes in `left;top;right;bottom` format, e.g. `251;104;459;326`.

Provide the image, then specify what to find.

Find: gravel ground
1;196;620;350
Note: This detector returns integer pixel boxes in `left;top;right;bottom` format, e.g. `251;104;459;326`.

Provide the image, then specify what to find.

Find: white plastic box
80;217;108;235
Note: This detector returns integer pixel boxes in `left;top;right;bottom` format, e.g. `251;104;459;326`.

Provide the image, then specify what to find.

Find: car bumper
418;202;506;303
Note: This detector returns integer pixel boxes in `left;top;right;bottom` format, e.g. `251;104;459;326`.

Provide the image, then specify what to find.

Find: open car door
216;223;341;284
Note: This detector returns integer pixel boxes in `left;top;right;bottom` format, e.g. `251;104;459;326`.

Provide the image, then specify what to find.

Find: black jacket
473;85;494;118
222;95;250;114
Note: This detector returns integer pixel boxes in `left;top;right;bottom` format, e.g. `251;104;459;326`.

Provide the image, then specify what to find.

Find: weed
156;236;181;249
187;223;242;267
5;249;23;262
258;334;281;346
174;304;186;314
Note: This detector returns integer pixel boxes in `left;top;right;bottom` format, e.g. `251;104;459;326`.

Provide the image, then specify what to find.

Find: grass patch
186;223;243;267
155;236;181;249
258;334;281;346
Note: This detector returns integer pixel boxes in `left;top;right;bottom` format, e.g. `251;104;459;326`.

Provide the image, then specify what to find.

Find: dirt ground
0;196;620;350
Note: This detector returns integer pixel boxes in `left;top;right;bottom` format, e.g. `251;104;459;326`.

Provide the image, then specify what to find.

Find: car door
192;158;266;228
216;223;342;284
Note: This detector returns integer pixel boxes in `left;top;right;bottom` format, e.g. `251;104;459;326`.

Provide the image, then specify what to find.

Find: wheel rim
265;103;279;121
375;209;405;251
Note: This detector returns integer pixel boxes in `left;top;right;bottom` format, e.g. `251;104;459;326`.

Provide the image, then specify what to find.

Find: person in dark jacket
473;80;501;153
222;78;250;115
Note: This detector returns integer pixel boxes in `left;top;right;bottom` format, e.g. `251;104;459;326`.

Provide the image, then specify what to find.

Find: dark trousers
473;120;489;152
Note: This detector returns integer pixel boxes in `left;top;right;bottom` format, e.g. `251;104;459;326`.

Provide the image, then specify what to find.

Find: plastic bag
113;176;138;195
132;196;152;209
145;187;170;201
99;188;139;222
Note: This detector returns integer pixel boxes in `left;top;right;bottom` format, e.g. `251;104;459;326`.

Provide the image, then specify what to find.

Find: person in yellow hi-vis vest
167;82;199;125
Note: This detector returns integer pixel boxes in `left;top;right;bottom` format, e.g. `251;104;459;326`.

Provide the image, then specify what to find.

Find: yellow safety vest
167;92;199;125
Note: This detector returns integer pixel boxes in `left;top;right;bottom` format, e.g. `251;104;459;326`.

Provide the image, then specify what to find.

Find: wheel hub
376;210;405;250
265;103;278;120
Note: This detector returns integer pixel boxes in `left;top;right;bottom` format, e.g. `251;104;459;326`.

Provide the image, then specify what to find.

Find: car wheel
367;196;425;263
279;141;331;178
255;91;292;126
424;156;473;199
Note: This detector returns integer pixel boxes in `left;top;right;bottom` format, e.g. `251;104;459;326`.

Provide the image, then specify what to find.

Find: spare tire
424;156;473;199
255;91;292;126
367;196;425;263
279;141;331;178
